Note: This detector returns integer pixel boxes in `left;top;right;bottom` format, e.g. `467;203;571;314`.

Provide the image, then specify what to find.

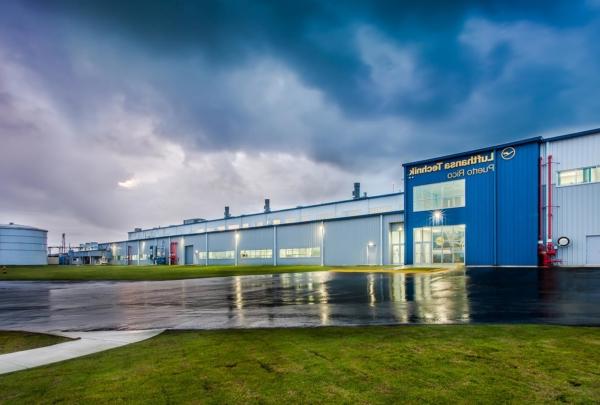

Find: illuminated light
367;241;375;247
432;210;443;224
235;233;240;240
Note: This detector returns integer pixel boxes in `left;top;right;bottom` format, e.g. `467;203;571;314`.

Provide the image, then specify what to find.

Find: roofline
128;191;404;234
106;210;405;245
542;127;600;143
0;224;47;232
403;136;542;168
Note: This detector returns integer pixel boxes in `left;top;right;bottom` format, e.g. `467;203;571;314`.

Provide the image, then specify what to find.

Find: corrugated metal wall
238;227;274;266
324;216;380;265
553;183;600;264
276;222;322;266
0;227;47;265
105;213;407;267
207;232;235;265
546;133;600;265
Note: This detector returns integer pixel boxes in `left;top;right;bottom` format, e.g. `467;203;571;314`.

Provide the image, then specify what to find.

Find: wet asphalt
0;268;599;332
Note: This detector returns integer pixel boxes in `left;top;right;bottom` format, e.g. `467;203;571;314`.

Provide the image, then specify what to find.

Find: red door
170;242;178;265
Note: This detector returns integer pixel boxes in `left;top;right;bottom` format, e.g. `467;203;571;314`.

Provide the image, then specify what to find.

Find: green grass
0;331;70;355
1;325;599;403
0;264;437;281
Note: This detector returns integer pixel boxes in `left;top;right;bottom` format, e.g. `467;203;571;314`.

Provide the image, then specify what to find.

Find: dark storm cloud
25;0;599;159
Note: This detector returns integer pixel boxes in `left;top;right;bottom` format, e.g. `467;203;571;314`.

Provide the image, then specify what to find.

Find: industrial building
0;223;48;265
75;128;599;267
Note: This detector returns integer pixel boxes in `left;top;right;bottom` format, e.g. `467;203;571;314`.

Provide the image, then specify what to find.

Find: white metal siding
546;133;600;265
324;217;380;265
0;227;47;265
277;222;322;266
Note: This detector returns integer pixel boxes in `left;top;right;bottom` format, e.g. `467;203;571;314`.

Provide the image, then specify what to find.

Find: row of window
195;248;321;260
558;166;600;186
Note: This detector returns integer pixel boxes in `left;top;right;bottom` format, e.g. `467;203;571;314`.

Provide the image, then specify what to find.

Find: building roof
128;191;404;234
542;127;600;143
0;223;47;232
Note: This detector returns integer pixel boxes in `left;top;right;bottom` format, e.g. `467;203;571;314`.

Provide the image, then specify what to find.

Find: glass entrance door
414;225;465;265
390;223;405;265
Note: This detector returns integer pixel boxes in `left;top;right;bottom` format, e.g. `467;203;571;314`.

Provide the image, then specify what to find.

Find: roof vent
134;228;142;232
352;183;361;200
264;199;271;213
224;206;231;218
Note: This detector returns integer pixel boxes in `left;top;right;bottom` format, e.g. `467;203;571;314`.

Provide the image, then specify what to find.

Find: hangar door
587;236;600;265
184;245;194;265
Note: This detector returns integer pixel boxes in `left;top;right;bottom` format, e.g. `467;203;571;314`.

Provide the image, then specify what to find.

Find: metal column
205;233;209;266
379;215;383;266
273;226;277;266
320;221;325;267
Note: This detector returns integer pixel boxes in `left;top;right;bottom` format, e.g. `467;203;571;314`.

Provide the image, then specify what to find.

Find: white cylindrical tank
0;223;48;265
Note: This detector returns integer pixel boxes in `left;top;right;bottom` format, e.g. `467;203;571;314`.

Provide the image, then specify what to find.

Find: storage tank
0;223;48;265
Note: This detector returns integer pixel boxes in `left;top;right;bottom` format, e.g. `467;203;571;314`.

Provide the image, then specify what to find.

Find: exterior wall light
433;210;443;224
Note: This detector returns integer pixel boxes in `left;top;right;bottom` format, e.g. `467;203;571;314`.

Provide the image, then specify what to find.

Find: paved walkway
0;329;163;375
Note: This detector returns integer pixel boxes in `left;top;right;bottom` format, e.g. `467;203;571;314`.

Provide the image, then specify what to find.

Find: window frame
412;179;466;212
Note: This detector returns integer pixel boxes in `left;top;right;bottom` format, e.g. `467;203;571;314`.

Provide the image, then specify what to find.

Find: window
413;179;465;212
208;250;234;260
198;252;207;260
279;247;321;258
559;166;600;186
272;219;281;225
240;249;273;259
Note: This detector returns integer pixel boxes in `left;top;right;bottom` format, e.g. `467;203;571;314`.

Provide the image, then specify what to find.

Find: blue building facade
403;138;540;266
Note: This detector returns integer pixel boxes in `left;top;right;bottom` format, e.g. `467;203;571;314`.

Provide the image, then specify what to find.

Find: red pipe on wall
538;157;543;245
547;155;553;245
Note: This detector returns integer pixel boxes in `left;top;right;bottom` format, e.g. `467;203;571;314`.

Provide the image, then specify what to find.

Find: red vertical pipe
538;157;543;245
547;155;553;246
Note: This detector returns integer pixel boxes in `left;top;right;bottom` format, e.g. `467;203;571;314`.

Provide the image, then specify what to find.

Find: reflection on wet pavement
0;268;599;332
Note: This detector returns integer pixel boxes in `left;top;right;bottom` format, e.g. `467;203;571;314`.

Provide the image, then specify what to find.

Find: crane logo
500;147;516;160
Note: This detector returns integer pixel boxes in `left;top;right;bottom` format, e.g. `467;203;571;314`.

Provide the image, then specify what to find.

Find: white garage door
587;236;600;265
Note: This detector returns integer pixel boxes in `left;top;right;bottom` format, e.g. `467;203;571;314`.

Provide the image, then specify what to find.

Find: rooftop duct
224;206;231;218
352;183;361;200
264;199;271;213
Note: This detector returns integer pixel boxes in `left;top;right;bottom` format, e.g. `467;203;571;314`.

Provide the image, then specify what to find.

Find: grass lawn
0;264;438;281
0;331;70;355
0;325;599;403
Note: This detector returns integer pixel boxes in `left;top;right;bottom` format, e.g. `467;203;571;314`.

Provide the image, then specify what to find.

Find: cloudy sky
2;0;600;245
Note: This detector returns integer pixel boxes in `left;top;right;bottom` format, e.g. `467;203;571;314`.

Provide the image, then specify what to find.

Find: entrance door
127;246;132;265
587;236;600;265
170;242;178;265
390;223;405;265
414;225;465;265
184;245;194;265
